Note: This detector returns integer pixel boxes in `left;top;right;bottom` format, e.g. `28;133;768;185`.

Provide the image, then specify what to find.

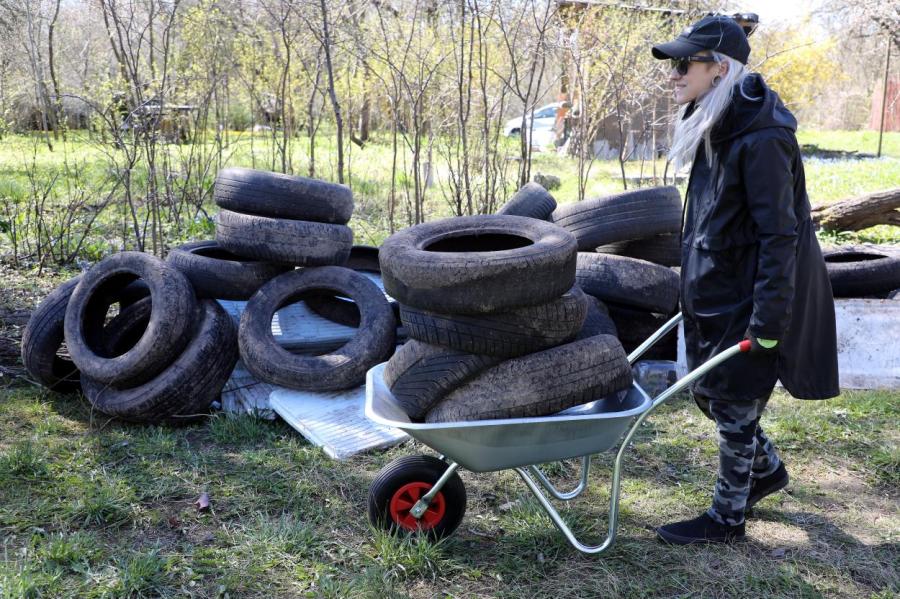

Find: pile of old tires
20;167;396;422
379;214;634;423
506;184;682;361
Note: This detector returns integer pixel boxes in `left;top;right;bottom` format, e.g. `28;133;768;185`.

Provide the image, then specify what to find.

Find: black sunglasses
670;55;717;76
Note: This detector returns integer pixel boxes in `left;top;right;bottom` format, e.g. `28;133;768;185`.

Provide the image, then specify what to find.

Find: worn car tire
214;167;353;224
20;276;83;392
822;245;900;298
551;186;682;250
596;233;681;267
64;252;197;388
575;252;680;314
575;295;618;339
496;183;557;220
166;240;291;300
239;267;396;391
383;340;501;421
216;209;353;266
606;304;676;361
342;245;381;272
380;215;577;314
81;300;238;423
425;335;632;422
399;286;587;358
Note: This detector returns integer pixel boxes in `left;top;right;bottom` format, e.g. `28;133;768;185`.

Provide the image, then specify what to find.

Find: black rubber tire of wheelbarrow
496;182;557;220
398;285;587;358
215;209;353;267
575;295;618;340
425;334;633;423
368;455;467;540
380;214;577;314
81;300;238;424
64;251;197;389
575;252;680;314
595;232;681;267
238;267;396;391
822;245;900;297
383;340;502;421
166;240;291;300
214;166;354;224
550;186;682;250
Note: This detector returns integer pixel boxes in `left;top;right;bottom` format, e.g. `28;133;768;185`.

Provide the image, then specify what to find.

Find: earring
712;75;722;87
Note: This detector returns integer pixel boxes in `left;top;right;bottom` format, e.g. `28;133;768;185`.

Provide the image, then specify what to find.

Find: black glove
745;329;779;354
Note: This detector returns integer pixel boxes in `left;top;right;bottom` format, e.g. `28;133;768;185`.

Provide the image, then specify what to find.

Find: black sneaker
746;463;789;513
656;513;745;545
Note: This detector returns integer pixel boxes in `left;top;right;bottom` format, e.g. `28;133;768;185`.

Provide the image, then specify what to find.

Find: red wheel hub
389;482;446;531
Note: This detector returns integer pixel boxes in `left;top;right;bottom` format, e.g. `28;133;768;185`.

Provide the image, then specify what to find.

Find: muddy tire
606;304;677;361
383;340;501;421
822;245;900;298
215;209;353;266
64;252;197;388
399;286;587;358
81;300;238;423
20;276;83;392
575;252;680;314
344;245;381;272
496;183;557;220
551;186;682;250
575;295;618;339
166;240;290;300
238;267;396;391
596;233;681;267
214;167;353;224
380;215;577;314
425;335;632;422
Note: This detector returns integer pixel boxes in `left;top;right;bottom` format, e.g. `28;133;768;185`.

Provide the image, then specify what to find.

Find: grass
0;382;896;598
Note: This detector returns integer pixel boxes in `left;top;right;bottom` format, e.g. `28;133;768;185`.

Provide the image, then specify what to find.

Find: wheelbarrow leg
409;461;460;519
528;455;591;501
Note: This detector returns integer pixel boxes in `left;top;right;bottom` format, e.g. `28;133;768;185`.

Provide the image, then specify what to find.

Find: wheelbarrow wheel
368;455;466;540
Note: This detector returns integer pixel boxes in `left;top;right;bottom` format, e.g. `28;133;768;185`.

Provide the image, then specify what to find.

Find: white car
503;102;561;147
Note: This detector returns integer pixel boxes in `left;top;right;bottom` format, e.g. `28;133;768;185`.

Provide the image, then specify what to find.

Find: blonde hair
668;52;753;171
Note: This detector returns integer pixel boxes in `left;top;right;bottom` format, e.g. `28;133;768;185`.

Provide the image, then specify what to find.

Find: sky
735;0;821;26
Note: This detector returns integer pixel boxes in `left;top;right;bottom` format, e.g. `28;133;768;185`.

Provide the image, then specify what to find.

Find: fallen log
811;187;900;231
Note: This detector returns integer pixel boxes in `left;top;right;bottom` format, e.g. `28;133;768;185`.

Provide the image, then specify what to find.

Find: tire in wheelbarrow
606;304;677;361
80;300;238;424
398;285;588;358
425;334;632;423
166;240;290;300
596;232;681;267
368;455;466;540
214;166;354;224
822;245;900;297
575;252;679;314
380;214;577;314
215;209;353;267
64;251;197;389
575;295;618;339
496;182;556;220
551;186;682;250
238;266;396;390
383;340;501;421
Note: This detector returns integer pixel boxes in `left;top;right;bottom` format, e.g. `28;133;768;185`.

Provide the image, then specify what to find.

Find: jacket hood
711;73;796;144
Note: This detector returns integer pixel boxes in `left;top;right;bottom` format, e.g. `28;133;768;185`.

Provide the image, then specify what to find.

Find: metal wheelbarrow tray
364;314;752;554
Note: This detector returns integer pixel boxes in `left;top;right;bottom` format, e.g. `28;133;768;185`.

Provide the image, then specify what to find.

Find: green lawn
0;383;896;598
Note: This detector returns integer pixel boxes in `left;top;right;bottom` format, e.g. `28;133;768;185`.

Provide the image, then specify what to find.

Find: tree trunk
811;188;900;231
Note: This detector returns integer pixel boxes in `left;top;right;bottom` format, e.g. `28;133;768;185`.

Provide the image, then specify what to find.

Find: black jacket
681;74;840;401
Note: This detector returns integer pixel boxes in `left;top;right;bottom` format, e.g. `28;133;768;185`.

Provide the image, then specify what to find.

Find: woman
650;15;839;544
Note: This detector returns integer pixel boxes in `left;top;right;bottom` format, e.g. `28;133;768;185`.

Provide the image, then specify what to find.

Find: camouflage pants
694;394;783;526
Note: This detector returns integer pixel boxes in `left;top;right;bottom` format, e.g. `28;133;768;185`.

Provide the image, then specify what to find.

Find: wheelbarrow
364;313;752;555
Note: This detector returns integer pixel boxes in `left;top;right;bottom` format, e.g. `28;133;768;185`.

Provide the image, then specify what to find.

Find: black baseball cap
652;15;751;64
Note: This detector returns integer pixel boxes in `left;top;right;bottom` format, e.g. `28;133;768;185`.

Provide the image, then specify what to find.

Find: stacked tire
379;214;634;423
551;186;683;360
